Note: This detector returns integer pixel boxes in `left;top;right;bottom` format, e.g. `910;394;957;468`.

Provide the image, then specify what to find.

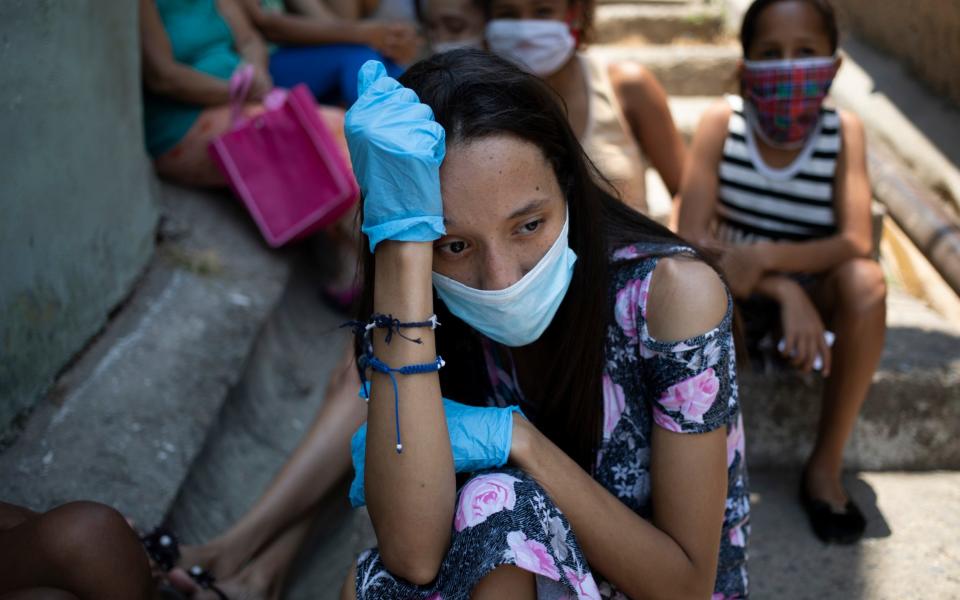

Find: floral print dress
354;244;750;599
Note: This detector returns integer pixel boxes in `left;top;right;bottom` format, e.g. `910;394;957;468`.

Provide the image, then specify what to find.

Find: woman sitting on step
678;0;886;545
339;50;749;599
140;0;402;187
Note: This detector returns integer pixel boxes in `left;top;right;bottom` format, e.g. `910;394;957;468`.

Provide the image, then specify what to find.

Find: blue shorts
268;44;403;107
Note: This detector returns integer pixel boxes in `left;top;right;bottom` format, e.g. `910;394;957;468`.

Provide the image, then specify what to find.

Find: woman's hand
360;21;421;65
777;279;831;374
345;60;446;253
248;65;274;101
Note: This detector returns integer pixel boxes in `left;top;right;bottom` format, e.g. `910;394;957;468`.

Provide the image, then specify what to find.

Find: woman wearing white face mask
483;0;687;219
341;51;748;600
416;0;486;53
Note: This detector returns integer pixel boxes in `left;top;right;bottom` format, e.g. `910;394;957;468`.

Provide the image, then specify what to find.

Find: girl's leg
0;501;36;531
471;566;537;600
153;105;238;188
189;512;321;600
807;257;887;508
180;345;364;579
0;501;154;600
339;561;357;600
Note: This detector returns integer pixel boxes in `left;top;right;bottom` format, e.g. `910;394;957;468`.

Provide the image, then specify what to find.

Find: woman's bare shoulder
646;257;729;341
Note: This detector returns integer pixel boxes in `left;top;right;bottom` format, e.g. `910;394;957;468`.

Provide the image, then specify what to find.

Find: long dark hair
740;0;839;56
356;50;688;471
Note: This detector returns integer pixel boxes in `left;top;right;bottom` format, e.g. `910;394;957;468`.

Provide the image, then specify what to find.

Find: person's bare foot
803;463;848;510
176;538;249;581
191;564;283;600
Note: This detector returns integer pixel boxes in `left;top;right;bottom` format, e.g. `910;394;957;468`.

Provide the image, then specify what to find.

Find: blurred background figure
141;0;410;187
678;0;885;545
481;0;687;217
416;0;485;52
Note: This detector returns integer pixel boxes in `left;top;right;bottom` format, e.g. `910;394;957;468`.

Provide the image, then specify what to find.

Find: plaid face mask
742;56;839;149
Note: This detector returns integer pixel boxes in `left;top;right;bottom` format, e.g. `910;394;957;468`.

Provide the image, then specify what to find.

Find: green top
143;0;242;156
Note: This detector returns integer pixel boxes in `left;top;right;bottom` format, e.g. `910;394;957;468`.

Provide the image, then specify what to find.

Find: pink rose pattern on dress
454;473;520;532
507;531;561;580
564;567;602;600
353;248;749;600
602;373;626;439
652;406;683;432
614;271;652;339
728;523;746;548
658;368;720;425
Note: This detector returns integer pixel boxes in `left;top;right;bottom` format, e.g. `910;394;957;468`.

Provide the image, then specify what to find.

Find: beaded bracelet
342;313;441;345
359;353;446;453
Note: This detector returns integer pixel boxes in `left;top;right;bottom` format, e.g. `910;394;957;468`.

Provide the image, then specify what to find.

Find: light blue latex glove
345;60;446;253
349;395;524;507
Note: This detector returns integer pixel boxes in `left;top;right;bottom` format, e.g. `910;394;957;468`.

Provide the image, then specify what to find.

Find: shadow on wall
840;37;960;181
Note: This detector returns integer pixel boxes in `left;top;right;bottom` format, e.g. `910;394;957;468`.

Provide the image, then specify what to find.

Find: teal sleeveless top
143;0;242;156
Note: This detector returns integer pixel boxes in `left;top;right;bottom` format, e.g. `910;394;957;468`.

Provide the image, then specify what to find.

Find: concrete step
741;288;960;471
587;43;739;96
161;256;373;598
594;2;727;45
0;183;290;528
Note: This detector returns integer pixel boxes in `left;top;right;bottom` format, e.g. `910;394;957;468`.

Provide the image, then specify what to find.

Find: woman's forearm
512;420;721;599
365;241;456;584
145;63;232;106
754;233;869;275
255;11;371;46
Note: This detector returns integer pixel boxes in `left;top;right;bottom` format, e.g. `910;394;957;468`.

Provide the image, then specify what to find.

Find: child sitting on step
678;0;886;545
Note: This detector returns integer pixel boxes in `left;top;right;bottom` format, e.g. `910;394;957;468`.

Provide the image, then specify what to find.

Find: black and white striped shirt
715;95;841;244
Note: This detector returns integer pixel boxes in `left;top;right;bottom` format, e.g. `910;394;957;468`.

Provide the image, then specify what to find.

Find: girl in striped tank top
678;0;886;546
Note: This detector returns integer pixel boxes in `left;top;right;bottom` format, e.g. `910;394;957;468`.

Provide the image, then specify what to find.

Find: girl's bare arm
612;62;688;198
513;259;730;600
139;0;231;105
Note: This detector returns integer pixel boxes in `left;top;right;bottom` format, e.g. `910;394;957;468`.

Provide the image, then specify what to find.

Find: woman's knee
832;258;887;316
38;502;145;570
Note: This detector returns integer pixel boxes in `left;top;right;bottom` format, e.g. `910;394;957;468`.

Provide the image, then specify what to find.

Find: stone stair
0;183;292;528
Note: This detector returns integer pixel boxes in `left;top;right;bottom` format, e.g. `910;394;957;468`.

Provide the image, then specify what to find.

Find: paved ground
749;470;960;599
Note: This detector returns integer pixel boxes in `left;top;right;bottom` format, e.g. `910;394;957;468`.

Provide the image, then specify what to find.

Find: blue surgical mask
432;210;577;347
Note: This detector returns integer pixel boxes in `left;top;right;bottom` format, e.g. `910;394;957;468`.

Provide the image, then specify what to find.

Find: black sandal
798;480;867;544
141;526;231;600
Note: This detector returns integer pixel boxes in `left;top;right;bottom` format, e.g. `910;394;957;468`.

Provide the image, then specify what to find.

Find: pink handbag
209;65;359;247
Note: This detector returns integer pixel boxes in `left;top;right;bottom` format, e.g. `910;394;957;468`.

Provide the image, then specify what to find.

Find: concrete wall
0;1;158;438
822;1;960;108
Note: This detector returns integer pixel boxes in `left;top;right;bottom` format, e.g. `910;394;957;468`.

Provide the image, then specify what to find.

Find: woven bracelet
360;353;446;453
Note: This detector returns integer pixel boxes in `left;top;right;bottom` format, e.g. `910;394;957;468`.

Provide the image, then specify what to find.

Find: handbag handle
229;63;256;126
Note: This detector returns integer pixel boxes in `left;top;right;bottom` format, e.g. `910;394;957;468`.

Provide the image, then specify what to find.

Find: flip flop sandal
141;526;231;600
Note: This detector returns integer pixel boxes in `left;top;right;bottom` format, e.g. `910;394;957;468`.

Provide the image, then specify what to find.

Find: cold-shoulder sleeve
618;257;737;434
